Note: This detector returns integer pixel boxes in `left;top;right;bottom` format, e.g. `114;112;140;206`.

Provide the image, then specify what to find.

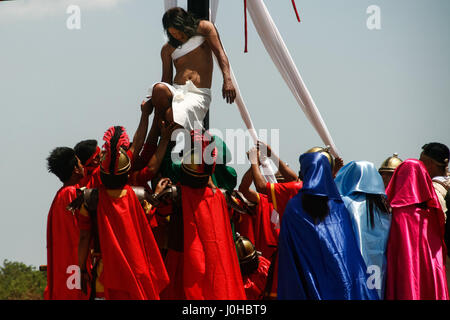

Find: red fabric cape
78;166;101;189
266;181;302;219
96;185;169;299
243;255;270;300
160;249;186;300
385;159;449;300
45;186;88;300
181;186;246;299
253;194;278;260
235;211;256;245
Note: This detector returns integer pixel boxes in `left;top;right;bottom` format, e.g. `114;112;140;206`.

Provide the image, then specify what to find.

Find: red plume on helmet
100;126;131;175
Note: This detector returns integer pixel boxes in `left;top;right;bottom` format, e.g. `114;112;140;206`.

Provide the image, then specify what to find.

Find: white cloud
0;0;131;22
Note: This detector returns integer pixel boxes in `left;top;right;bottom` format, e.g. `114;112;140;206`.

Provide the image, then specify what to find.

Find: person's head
180;130;217;188
378;153;403;188
235;234;260;276
47;147;84;184
74;139;101;171
420;142;449;178
298;146;334;181
100;126;131;189
162;7;200;47
298;151;341;224
334;161;391;228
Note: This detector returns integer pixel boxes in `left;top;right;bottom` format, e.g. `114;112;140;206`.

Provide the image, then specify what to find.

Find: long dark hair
162;7;200;48
302;193;330;224
366;194;391;229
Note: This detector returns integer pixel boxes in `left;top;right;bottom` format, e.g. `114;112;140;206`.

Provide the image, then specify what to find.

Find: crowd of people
43;7;450;300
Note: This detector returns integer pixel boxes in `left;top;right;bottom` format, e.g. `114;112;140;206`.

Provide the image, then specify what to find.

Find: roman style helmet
100;126;131;189
235;233;260;276
304;145;335;171
379;153;403;173
180;129;217;188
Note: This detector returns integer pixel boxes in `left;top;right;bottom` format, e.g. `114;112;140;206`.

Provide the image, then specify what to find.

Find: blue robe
277;153;379;300
335;161;391;299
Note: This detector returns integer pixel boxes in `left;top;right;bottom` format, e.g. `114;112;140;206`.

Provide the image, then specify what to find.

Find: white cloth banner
164;0;177;12
211;1;277;183
246;0;340;158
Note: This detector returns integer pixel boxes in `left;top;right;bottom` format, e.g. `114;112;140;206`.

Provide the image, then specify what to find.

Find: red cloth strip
84;146;101;167
244;0;248;52
291;0;301;22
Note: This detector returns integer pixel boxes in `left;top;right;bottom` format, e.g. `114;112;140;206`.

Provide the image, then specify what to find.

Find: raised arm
248;147;268;195
161;43;174;84
258;141;298;182
145;121;178;177
198;20;236;104
129;100;153;157
238;167;260;204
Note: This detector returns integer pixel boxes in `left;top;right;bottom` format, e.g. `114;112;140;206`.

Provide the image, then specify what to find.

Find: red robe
128;144;159;228
253;194;279;260
266;181;302;219
44;186;88;300
253;193;279;298
243;256;271;300
235;211;256;245
79;166;101;189
182;186;247;299
385;159;449;300
94;185;169;299
160;249;186;300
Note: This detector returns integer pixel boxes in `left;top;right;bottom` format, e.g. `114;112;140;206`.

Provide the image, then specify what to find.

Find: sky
0;0;449;268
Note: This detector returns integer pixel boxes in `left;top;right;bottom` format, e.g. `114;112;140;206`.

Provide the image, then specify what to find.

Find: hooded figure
385;159;449;300
277;152;378;300
335;161;391;299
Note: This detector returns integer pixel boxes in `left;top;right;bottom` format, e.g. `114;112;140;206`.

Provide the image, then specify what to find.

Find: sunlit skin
420;153;446;179
148;19;236;138
167;27;189;43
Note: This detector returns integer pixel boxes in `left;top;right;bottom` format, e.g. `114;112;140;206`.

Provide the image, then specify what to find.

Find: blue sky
0;0;449;267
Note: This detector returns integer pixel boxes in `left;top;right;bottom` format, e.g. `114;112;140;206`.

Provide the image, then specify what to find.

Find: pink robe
385;159;449;300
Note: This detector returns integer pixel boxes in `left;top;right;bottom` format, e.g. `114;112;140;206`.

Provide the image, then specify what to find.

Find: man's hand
141;99;154;115
155;177;172;194
247;147;261;166
257;141;272;158
80;270;90;295
222;79;236;104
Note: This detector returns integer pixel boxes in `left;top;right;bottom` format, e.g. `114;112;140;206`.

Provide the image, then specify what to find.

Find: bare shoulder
197;20;216;36
161;43;175;57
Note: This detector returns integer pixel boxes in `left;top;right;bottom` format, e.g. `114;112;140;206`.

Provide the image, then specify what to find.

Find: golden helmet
379;153;403;173
100;147;131;175
235;233;260;275
304;146;334;170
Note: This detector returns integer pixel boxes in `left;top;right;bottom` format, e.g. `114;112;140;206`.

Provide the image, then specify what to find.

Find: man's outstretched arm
238;167;260;204
199;20;236;104
258;141;298;182
130;100;153;157
160;43;174;84
248;147;268;195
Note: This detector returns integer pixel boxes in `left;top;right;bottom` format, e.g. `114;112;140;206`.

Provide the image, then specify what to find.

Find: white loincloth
147;80;211;131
